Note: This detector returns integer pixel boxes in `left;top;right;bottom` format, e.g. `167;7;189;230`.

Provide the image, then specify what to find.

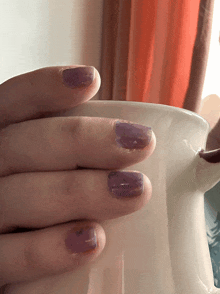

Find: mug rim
87;100;210;129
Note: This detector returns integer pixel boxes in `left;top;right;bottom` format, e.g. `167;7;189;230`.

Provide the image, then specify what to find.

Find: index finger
0;65;100;128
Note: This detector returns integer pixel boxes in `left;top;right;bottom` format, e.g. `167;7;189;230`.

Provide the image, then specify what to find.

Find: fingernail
62;66;95;88
108;171;144;198
115;121;152;149
65;226;97;254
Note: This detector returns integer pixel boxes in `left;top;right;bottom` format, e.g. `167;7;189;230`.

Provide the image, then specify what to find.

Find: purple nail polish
62;66;95;88
108;171;144;198
115;121;152;149
65;227;97;254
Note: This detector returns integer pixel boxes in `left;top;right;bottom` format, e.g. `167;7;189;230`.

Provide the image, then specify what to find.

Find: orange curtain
99;0;214;110
128;0;201;107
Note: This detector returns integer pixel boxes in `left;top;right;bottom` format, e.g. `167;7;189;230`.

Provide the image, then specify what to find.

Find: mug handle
199;148;220;163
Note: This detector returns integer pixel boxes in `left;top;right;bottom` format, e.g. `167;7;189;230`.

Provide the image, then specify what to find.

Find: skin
0;66;156;293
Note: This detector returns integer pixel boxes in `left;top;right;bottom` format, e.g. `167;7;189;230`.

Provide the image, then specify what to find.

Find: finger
0;117;156;177
1;170;152;233
0;65;100;128
0;221;105;286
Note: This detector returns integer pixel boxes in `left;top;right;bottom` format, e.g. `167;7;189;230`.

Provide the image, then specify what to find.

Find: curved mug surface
48;101;220;293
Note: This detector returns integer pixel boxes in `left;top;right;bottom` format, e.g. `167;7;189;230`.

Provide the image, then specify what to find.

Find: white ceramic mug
13;100;220;294
58;100;220;294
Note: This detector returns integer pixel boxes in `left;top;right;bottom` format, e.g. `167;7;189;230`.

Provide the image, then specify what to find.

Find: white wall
0;0;104;100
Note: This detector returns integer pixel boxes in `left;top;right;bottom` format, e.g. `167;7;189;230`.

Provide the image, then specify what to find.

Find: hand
0;66;156;293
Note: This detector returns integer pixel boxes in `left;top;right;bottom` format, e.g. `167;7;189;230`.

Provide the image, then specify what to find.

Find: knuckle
0;128;9;176
22;237;39;274
23;233;51;274
0;184;6;233
23;229;76;277
60;117;82;143
60;173;74;200
55;172;80;211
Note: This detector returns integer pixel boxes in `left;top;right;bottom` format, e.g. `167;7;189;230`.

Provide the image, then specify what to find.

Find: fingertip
143;173;152;203
147;131;156;157
58;65;101;106
61;67;95;89
47;221;106;274
81;66;101;102
64;221;106;261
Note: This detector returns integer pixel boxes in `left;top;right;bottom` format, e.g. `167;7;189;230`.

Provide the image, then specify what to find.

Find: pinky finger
0;221;106;287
